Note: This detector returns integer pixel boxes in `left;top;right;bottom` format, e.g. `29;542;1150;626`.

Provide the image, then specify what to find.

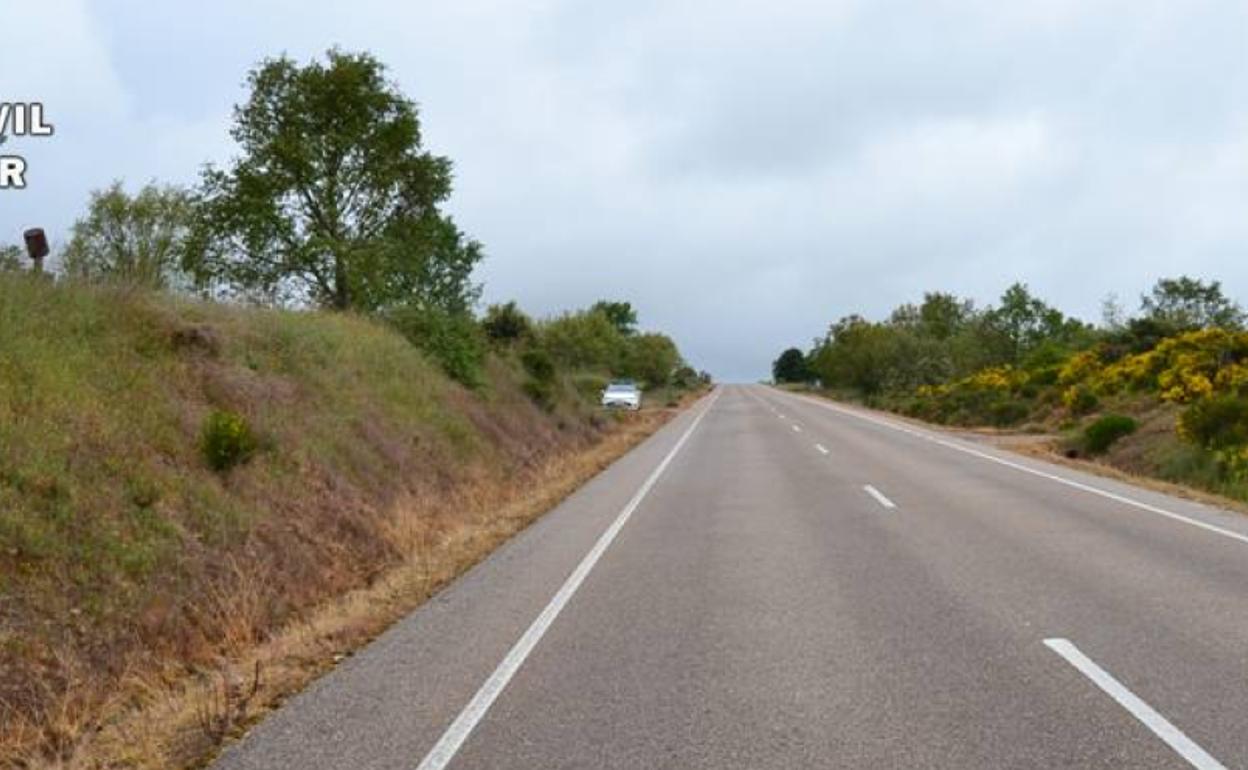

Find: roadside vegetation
0;49;707;767
774;277;1248;501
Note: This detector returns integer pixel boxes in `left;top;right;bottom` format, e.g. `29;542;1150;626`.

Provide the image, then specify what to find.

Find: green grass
0;274;613;748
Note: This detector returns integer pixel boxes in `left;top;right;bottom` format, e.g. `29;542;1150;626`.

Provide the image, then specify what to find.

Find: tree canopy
772;347;810;383
591;300;638;336
1140;276;1242;332
188;49;481;312
62;182;193;288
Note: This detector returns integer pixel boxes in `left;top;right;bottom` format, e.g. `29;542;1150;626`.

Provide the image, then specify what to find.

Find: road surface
213;384;1248;769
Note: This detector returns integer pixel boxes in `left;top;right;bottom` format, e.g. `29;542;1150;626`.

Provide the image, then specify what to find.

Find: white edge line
1044;638;1225;770
415;391;719;770
786;392;1248;547
863;484;896;509
815;443;829;455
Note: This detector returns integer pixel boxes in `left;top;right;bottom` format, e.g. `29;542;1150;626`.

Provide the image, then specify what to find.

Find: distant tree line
773;278;1242;396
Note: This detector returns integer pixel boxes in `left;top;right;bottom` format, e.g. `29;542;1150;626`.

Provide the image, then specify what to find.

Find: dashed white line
1044;639;1225;770
415;392;719;770
815;443;829;455
792;424;802;433
863;484;896;509
786;392;1248;548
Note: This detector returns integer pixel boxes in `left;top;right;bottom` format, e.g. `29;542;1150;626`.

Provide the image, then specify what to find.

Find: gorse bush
201;410;258;471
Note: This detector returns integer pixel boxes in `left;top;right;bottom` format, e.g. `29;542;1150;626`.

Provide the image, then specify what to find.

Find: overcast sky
2;1;1247;380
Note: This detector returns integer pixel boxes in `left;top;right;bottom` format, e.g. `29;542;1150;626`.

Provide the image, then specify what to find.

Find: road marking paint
863;484;896;509
778;413;786;419
1044;639;1225;770
792;424;802;433
815;443;829;455
415;391;718;770
787;392;1248;548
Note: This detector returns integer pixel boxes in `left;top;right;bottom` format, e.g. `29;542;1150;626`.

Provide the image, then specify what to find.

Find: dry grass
11;402;689;770
0;275;703;768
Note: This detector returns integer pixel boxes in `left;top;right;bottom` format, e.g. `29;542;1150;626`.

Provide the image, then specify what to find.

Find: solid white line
792;424;802;433
786;392;1248;548
415;392;719;770
815;443;829;455
1044;638;1225;770
864;484;896;509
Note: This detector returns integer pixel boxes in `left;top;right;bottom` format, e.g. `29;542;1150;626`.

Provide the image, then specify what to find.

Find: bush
388;305;486;387
1179;396;1248;450
988;400;1030;427
482;301;532;344
520;348;558;409
1063;385;1099;415
520;348;555;383
201;410;258;471
1082;414;1137;455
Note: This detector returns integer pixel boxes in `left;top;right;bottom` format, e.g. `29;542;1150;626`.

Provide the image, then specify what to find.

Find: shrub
520;348;555;383
201;410;258;471
482;301;532;344
988;400;1030;427
520;348;558;409
1178;396;1248;450
388;305;486;387
1082;414;1137;455
1062;385;1099;415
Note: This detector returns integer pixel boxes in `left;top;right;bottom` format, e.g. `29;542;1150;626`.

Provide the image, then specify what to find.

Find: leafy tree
591;300;638;336
1140;276;1243;332
918;292;974;341
810;316;899;396
772;347;810;383
983;283;1075;363
189;49;481;312
539;310;627;371
0;243;22;272
481;301;532;344
61;182;193;288
624;333;681;387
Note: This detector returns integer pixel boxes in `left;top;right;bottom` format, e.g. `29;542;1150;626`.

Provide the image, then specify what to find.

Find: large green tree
772;347;810;383
1140;276;1243;331
625;333;681;387
591;300;638;336
189;49;480;312
62;182;193;288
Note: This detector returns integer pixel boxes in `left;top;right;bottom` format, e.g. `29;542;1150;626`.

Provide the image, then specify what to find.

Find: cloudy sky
2;1;1247;380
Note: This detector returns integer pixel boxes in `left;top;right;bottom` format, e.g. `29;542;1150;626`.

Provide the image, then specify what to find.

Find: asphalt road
213;384;1248;769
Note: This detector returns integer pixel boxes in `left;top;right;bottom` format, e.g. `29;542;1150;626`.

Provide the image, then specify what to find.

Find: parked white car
601;381;642;410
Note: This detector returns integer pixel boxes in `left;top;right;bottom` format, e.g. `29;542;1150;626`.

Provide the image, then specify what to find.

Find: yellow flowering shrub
963;366;1022;392
1057;349;1102;386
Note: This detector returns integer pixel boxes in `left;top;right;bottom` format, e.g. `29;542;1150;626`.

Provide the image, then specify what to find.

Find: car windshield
607;384;634;393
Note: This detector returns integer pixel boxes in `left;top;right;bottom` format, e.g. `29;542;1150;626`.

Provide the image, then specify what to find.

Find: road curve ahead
213;384;1248;769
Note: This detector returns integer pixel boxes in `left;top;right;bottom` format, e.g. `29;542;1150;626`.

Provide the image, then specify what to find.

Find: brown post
23;227;49;273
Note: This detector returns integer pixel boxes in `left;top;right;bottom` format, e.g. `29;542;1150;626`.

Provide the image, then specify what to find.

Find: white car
601;381;642;410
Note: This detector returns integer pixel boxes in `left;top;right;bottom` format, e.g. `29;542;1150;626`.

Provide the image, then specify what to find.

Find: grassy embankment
0;273;700;768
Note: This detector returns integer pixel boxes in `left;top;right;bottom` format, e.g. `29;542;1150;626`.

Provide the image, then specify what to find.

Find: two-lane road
215;385;1248;768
